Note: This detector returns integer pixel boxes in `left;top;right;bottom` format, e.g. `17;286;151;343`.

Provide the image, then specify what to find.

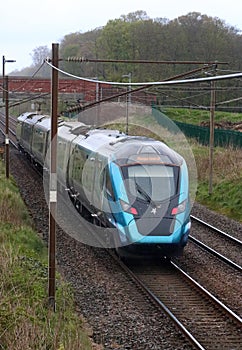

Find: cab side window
105;167;115;200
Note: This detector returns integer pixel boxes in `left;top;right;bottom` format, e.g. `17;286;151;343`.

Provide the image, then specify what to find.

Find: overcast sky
1;0;242;73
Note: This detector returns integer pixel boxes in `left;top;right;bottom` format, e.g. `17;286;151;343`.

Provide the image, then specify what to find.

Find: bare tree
31;45;51;66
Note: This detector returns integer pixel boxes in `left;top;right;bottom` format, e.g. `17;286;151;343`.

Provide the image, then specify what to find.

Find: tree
30;46;51;77
120;10;149;22
59;30;102;78
31;45;51;66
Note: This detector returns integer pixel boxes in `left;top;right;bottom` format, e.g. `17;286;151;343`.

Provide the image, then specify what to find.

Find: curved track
1;113;242;349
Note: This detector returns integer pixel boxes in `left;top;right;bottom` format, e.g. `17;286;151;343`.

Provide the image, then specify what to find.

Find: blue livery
16;112;191;259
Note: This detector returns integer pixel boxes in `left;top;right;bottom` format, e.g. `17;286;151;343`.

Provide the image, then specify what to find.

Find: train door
32;127;46;165
82;153;96;209
22;122;33;153
92;156;105;213
101;164;120;223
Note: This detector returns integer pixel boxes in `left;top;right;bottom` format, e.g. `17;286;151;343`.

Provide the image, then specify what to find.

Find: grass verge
162;107;242;125
0;162;93;350
192;143;242;222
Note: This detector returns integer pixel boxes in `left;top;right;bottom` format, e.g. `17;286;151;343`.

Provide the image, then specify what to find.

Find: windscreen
123;164;178;202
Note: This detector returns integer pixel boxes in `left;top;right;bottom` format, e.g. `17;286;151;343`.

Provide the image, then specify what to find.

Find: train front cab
107;154;191;259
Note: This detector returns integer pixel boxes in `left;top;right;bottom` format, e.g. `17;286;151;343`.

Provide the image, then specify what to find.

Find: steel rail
171;261;242;327
191;215;242;245
110;252;206;350
121;255;242;349
189;235;242;272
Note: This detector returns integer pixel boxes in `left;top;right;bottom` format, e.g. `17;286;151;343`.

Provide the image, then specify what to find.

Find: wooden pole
208;79;216;195
4;76;9;179
48;43;59;310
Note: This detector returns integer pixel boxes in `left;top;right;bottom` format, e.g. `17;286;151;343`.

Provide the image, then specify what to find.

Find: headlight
120;199;138;215
171;199;187;215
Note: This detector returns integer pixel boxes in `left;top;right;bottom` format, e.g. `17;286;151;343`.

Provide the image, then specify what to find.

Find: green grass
162;107;242;125
196;179;242;221
0;163;93;350
192;142;242;222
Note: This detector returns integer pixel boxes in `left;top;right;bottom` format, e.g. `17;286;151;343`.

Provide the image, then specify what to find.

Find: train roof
72;128;125;152
73;128;183;166
112;138;183;166
17;115;183;166
17;114;87;134
58;121;89;142
17;112;50;126
33;116;51;130
17;112;39;122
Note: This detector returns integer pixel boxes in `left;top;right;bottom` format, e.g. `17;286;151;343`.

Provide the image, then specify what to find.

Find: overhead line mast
48;43;59;311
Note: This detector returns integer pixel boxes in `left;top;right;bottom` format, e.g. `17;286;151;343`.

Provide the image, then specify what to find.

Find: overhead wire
45;60;241;114
3;58;242;112
45;59;242;87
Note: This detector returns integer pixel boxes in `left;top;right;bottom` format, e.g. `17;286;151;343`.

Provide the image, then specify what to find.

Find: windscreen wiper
134;180;156;207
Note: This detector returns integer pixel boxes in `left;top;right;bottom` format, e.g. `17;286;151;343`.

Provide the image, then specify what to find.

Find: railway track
55;188;242;349
2;112;242;349
190;215;242;271
122;257;242;349
88;209;242;349
105;210;242;348
53;185;242;349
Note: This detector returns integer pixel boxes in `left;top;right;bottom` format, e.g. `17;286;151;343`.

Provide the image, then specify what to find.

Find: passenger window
105;168;114;200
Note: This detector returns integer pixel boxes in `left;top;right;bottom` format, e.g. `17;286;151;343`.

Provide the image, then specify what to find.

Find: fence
152;106;242;148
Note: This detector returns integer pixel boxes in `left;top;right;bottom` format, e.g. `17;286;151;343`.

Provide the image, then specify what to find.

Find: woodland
12;10;242;109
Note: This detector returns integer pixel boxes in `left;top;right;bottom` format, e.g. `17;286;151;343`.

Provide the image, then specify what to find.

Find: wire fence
152;106;242;148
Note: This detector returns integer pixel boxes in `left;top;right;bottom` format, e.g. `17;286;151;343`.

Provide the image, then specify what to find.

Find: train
16;111;191;259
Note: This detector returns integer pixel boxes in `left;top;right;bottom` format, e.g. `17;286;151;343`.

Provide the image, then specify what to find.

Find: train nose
130;216;177;237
